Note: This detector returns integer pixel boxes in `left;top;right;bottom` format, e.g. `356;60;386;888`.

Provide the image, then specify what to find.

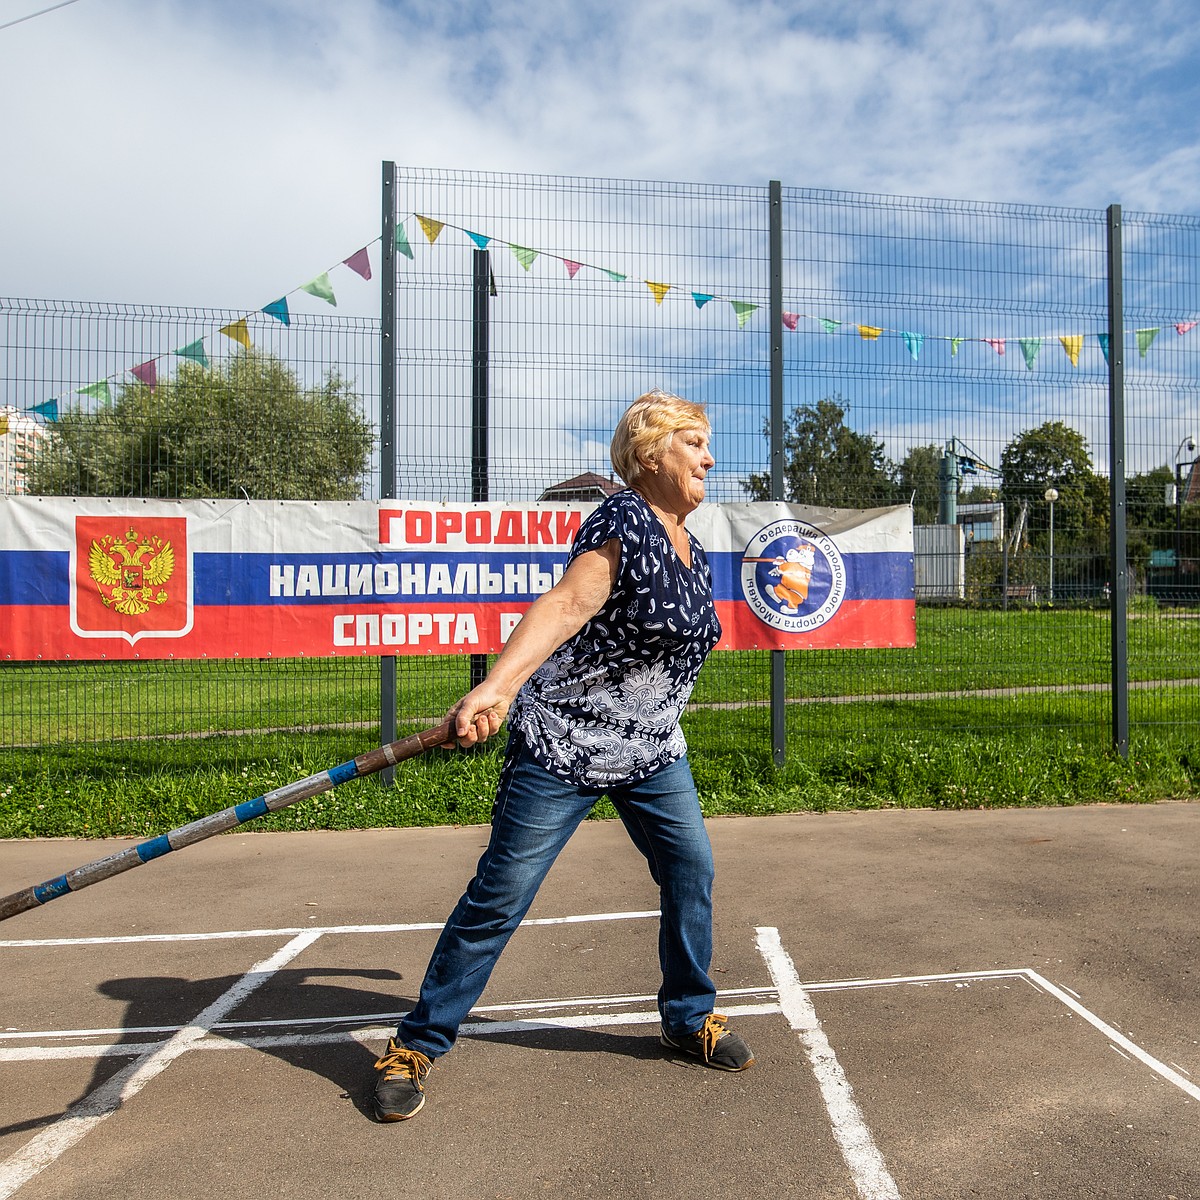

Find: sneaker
660;1012;755;1072
372;1039;433;1121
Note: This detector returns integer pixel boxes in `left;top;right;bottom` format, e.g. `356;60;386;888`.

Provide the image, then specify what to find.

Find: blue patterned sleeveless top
509;488;721;788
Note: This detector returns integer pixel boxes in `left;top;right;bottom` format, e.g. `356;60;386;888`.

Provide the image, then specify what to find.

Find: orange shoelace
374;1041;432;1089
697;1013;729;1060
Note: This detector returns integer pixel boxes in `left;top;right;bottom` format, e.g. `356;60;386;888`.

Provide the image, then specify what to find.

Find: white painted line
756;927;902;1200
1021;969;1200;1103
0;908;660;949
0;930;321;1200
0;997;783;1062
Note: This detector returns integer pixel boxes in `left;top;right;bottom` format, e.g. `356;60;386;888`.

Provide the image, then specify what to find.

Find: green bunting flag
396;222;414;260
1019;338;1042;370
1137;328;1160;357
301;273;337;306
731;301;757;329
77;381;111;404
819;318;842;334
510;244;539;271
175;339;209;369
951;337;964;356
602;269;627;282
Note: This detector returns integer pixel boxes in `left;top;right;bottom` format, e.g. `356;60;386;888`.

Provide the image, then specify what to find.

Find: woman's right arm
444;538;620;747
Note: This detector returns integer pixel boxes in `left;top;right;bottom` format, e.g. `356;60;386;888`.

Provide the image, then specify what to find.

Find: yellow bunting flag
219;319;252;349
1059;335;1083;367
0;415;8;436
416;215;445;244
647;281;671;305
857;325;883;341
951;337;964;356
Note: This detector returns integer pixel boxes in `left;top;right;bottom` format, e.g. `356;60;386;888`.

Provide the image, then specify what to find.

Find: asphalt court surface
1;803;1197;1199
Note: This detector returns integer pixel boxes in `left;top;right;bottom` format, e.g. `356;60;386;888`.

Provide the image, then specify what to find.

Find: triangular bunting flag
731;301;757;329
344;248;372;280
1019;338;1042;370
130;360;157;389
466;231;492;251
693;293;715;309
77;381;111;404
902;331;924;361
647;282;671;305
396;222;415;260
175;339;209;369
219;319;252;349
857;325;883;341
1098;333;1110;364
1175;320;1197;335
782;312;799;331
510;245;538;271
301;273;337;306
0;415;7;436
984;338;1006;356
562;259;582;279
951;337;964;356
263;298;291;326
1059;335;1083;367
1136;327;1160;357
416;215;445;244
602;269;627;282
819;318;842;334
30;399;59;421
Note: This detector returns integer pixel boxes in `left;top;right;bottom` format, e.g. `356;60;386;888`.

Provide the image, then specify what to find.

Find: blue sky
3;0;1199;309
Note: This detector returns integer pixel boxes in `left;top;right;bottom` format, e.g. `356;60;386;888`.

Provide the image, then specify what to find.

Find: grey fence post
1106;203;1129;757
380;160;399;782
768;180;786;766
470;246;491;691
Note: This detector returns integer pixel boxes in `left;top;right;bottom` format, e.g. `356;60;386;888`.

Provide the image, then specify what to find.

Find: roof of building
538;471;624;501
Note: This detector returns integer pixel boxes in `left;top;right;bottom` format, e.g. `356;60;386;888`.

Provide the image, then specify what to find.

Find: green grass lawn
2;605;1198;838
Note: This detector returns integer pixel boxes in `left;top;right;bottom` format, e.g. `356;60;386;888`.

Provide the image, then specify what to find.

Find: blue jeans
396;739;717;1058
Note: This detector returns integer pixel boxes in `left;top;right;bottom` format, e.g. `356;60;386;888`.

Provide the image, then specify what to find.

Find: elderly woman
372;389;754;1122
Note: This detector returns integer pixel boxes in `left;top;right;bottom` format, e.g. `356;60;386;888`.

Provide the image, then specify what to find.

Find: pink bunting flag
562;259;582;279
343;248;372;280
130;360;157;390
1176;321;1197;336
782;312;800;331
984;338;1006;356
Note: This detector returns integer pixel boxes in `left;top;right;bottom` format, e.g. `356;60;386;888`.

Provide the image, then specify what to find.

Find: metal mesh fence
2;168;1198;756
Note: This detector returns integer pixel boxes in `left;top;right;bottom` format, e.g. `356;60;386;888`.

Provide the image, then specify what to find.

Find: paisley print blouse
509;489;721;788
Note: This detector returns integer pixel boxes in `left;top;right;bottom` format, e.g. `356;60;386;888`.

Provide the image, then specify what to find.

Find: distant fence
2;166;1199;761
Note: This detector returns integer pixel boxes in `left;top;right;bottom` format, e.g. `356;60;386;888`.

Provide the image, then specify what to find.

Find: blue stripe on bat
34;876;72;903
137;835;173;862
329;761;358;785
235;796;270;822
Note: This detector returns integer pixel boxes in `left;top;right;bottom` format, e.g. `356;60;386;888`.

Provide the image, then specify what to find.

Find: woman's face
647;426;714;511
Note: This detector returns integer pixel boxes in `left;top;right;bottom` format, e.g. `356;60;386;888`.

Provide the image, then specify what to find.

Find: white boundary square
2;910;1198;1200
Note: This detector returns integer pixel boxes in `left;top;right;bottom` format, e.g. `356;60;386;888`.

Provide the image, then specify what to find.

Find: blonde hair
610;390;710;485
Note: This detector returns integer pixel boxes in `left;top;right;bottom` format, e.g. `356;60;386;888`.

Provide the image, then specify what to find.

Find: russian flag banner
0;497;913;661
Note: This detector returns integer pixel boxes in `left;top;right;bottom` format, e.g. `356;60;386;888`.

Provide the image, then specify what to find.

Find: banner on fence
0;497;913;660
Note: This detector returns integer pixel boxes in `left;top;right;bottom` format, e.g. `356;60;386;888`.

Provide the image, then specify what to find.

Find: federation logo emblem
740;519;847;633
70;517;193;644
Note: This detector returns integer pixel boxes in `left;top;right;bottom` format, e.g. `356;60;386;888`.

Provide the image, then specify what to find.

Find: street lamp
1044;487;1058;605
1175;436;1197;594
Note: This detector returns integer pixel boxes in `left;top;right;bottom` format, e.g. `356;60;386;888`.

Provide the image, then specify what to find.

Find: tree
896;444;943;524
743;395;896;506
999;420;1107;544
28;350;373;500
